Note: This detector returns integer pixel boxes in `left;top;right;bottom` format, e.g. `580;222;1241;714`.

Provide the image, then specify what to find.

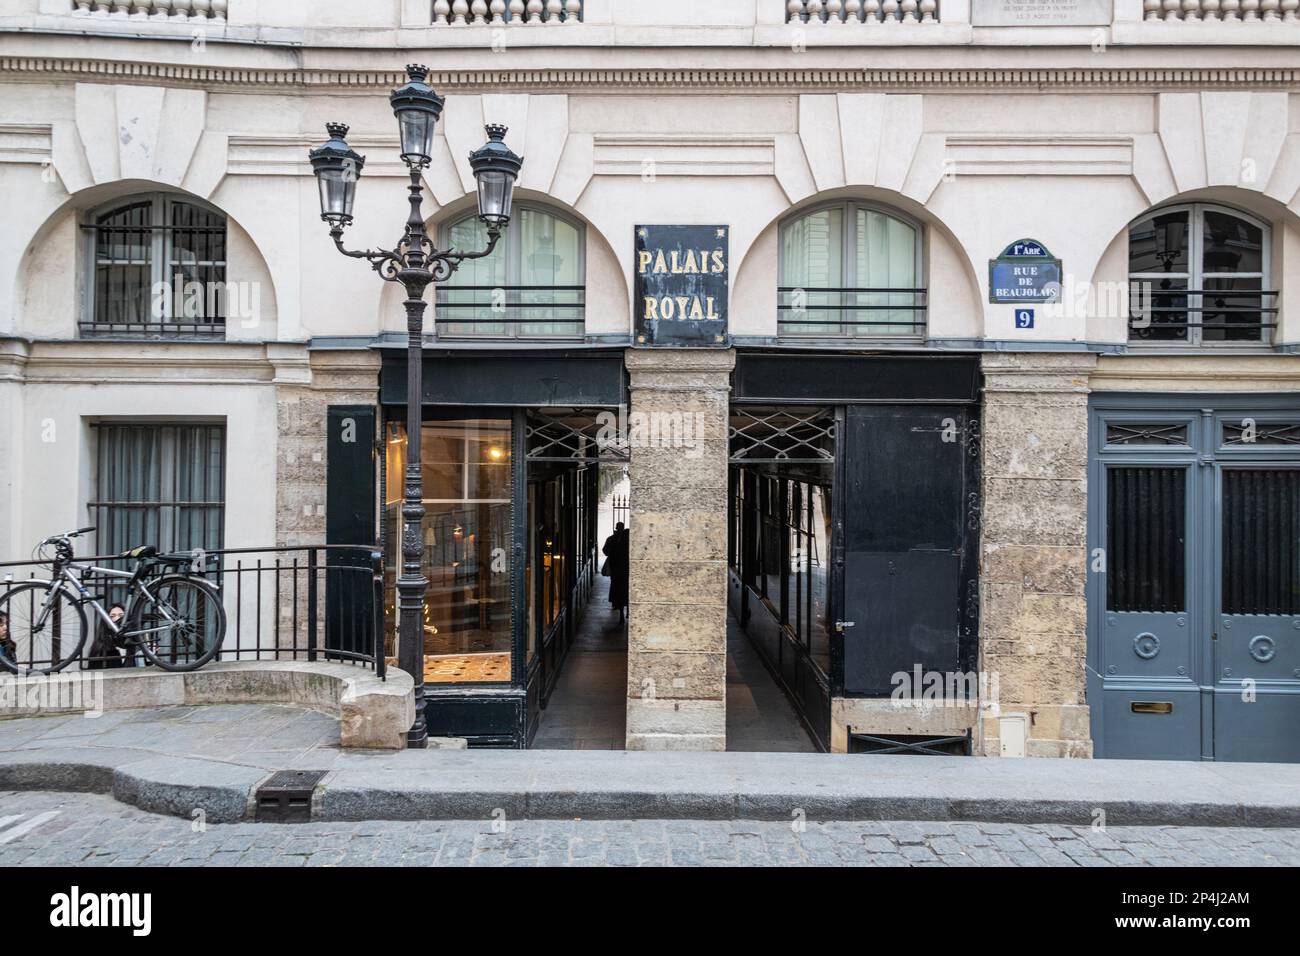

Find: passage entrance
1089;395;1300;762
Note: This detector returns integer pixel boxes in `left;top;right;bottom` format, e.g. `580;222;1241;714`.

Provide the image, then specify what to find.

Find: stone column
624;348;734;751
979;353;1096;758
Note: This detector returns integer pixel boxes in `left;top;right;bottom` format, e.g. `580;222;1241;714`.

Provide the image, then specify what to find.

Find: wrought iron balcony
433;284;585;339
1127;286;1279;344
777;286;927;338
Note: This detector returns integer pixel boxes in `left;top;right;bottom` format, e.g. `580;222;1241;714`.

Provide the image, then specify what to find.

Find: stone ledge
0;661;414;750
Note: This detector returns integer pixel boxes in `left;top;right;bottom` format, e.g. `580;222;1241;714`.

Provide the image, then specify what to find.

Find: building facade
2;0;1299;759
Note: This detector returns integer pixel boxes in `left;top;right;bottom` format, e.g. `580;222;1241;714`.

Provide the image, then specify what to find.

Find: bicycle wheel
0;581;88;675
127;575;227;672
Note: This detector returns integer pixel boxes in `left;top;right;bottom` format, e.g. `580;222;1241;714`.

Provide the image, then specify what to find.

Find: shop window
436;204;584;339
384;418;513;684
1128;203;1274;345
82;194;227;338
778;201;924;338
89;423;226;560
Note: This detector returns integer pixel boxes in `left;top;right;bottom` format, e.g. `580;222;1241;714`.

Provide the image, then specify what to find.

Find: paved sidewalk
2;704;1300;827
3;791;1298;867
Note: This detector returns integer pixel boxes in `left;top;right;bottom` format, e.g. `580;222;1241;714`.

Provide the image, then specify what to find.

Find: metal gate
1088;395;1300;762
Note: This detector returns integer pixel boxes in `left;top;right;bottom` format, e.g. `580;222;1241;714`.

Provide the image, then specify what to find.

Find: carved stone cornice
1;59;1298;93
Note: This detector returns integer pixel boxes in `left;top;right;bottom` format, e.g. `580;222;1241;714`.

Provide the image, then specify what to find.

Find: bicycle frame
38;561;184;644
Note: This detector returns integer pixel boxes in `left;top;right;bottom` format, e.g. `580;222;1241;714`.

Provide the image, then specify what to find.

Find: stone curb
0;751;266;825
313;783;1300;828
1;751;1298;828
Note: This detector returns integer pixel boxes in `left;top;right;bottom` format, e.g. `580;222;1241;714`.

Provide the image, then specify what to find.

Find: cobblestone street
1;792;1297;867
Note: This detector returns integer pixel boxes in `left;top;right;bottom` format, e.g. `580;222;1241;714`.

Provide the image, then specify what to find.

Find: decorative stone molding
2;60;1299;94
945;135;1134;177
593;134;776;177
0;124;53;165
227;134;406;177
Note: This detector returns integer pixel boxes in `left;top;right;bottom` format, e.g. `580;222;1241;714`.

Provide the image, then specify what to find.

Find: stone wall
624;348;735;751
274;348;383;549
978;353;1097;758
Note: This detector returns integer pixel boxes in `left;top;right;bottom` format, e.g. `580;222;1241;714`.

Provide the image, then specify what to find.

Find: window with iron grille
1128;203;1275;346
82;194;228;339
88;423;226;560
436;204;584;339
778;201;925;339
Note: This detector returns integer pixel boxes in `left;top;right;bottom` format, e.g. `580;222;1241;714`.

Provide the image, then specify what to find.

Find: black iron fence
0;545;385;676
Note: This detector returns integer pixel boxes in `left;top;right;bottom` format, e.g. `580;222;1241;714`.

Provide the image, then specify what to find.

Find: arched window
1128;203;1273;345
82;193;227;337
778;201;924;338
436;204;584;339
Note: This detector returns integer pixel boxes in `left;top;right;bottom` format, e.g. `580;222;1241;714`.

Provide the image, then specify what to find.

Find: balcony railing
777;286;927;337
786;0;940;23
71;1;227;19
1127;286;1278;344
1140;1;1296;20
434;284;585;339
433;0;582;25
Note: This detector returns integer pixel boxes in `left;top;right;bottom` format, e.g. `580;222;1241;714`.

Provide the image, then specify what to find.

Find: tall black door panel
841;405;973;696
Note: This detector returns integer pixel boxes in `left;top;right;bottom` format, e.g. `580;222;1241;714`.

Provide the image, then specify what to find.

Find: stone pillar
624;348;734;751
979;353;1097;758
272;347;382;548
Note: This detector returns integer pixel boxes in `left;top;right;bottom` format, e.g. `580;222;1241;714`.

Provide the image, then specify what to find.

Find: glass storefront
384;418;513;684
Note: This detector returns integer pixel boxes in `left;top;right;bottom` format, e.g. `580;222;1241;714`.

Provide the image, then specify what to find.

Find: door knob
835;620;855;633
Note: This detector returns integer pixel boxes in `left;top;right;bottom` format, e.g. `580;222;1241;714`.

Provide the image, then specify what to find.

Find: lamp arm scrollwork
329;226;406;281
329;224;503;284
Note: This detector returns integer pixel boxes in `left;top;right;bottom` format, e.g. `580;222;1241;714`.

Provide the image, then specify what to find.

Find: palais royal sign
634;224;729;347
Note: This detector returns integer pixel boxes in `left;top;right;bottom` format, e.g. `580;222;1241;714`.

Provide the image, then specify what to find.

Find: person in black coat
601;522;630;623
87;603;126;669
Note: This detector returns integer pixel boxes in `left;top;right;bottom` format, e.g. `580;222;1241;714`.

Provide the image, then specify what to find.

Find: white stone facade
2;0;1299;755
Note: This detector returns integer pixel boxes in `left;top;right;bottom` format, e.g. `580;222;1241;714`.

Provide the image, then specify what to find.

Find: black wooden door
840;405;977;697
325;405;376;657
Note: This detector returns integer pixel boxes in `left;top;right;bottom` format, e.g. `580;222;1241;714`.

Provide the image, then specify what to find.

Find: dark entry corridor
530;578;818;751
530;576;627;749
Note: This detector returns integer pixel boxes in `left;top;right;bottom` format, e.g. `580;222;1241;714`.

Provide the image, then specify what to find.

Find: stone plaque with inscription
972;0;1112;26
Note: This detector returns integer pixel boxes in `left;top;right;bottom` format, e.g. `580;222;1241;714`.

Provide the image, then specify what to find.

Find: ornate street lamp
309;64;523;748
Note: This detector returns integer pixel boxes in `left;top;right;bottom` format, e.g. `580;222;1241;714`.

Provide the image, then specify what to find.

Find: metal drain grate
255;770;328;823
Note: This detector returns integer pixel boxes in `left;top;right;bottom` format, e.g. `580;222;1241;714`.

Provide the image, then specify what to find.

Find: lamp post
309;64;523;748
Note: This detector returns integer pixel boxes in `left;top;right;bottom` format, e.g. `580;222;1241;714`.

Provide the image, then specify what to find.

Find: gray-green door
1089;398;1300;762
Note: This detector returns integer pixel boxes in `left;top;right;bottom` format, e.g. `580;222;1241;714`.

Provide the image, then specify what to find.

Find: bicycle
0;527;227;675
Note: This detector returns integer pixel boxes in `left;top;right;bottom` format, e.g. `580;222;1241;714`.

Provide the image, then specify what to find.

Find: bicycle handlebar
40;527;95;544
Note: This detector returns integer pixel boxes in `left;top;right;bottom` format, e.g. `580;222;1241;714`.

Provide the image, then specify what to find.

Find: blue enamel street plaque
634;224;729;347
989;238;1062;304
